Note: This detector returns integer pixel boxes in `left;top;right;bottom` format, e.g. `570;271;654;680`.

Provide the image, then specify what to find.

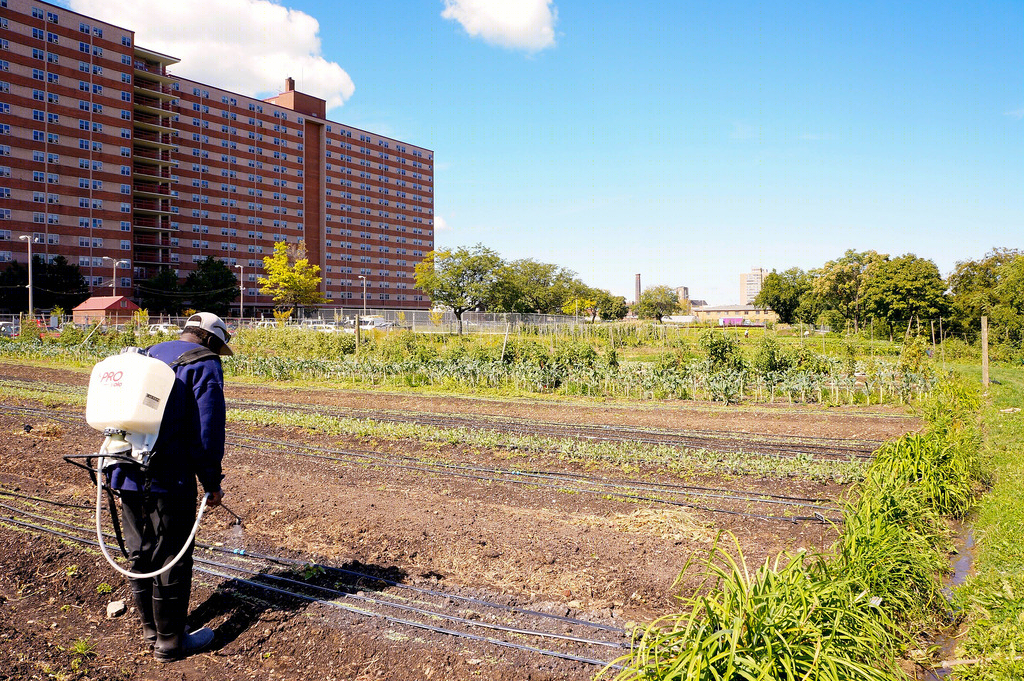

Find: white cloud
1004;108;1024;120
435;215;450;231
69;0;354;109
441;0;557;52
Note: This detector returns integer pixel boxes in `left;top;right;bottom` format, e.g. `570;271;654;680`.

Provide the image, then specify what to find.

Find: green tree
414;244;502;334
183;257;239;317
753;268;812;324
489;259;582;314
990;255;1024;345
813;250;887;332
861;254;948;332
596;290;629;321
0;259;30;313
794;283;827;325
0;256;89;313
36;256;90;311
258;240;327;312
634;285;680;322
136;269;183;316
561;294;597;320
947;248;1023;342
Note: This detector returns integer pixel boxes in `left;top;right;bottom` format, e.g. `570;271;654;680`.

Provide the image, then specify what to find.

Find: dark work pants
119;491;197;592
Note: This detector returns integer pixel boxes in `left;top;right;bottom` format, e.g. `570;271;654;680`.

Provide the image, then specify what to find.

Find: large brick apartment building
0;0;434;313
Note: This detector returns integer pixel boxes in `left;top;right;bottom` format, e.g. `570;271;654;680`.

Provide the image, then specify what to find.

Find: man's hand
206;489;224;507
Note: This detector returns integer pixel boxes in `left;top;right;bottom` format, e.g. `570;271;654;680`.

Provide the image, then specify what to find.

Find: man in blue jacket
109;312;230;662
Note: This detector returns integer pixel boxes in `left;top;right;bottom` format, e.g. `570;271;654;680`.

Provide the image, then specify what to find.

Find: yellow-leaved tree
257;240;327;312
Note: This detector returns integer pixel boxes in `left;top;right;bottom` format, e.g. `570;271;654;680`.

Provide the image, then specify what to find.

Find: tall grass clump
868;433;978;518
604;538;904;681
832;485;949;625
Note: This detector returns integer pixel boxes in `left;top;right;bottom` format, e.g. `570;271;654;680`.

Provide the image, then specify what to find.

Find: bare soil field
0;360;918;680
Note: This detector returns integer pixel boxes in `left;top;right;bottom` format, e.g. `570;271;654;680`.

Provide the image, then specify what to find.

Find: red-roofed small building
72;297;141;326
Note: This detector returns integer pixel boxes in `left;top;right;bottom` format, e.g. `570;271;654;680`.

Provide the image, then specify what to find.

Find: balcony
133;217;175;232
133;148;175;168
133;82;176;101
133;198;174;216
133;253;177;266
132;164;174;182
133;134;176;153
134;180;171;195
134;112;176;135
134;234;173;247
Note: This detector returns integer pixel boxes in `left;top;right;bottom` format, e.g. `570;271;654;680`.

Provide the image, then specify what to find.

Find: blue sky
65;0;1023;304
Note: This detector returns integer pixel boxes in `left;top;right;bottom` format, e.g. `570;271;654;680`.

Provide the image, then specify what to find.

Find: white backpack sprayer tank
68;349;213;579
86;351;176;461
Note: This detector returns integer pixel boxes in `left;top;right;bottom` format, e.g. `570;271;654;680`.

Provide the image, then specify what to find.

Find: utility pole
981;316;989;389
234;264;244;319
358;275;367;316
19;235;36;318
102;257;129;296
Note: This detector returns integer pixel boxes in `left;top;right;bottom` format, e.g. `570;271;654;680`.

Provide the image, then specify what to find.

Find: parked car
14;319;59;338
147;323;181;335
362;317;397;330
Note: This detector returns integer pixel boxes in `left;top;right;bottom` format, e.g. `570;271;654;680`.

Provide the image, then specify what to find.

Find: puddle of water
923;528;976;680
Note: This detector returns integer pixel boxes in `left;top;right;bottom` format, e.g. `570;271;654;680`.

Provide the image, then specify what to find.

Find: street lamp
358;275;367;316
19;235;37;318
234;264;244;319
102;256;130;296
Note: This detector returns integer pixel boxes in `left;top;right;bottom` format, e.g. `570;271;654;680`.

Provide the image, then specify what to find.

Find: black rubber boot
152;582;214;662
129;579;157;645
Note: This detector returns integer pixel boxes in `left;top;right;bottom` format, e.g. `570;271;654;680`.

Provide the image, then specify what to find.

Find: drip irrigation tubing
0;402;82;426
0;488;93;509
228;433;841;510
0;491;625;634
229;397;880;460
226;435;843;523
0;509;626;668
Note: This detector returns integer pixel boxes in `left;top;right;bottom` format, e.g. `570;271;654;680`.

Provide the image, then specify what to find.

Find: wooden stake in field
940;318;946;372
981;315;989;389
355;314;361;355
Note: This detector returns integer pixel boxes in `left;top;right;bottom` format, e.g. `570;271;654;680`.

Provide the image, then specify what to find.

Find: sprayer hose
95;454;209;580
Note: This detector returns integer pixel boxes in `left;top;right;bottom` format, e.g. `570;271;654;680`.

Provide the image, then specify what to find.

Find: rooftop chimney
285;77;295;92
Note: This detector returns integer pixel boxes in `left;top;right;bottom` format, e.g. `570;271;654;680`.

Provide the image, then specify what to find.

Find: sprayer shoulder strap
164;346;219;367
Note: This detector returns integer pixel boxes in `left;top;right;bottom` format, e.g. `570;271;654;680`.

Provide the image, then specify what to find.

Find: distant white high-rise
740;268;769;305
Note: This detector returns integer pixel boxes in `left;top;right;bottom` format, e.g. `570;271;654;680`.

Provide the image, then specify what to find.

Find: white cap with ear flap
182;312;233;356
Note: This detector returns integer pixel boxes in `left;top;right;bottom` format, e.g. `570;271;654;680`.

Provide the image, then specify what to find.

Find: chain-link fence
244;309;583;334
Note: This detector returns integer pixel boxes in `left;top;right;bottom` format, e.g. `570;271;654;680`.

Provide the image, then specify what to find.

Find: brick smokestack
635;273;641;305
285;77;295;92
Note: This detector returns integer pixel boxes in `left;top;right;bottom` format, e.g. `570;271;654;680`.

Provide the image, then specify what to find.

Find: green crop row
227;407;867;483
605;378;983;680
